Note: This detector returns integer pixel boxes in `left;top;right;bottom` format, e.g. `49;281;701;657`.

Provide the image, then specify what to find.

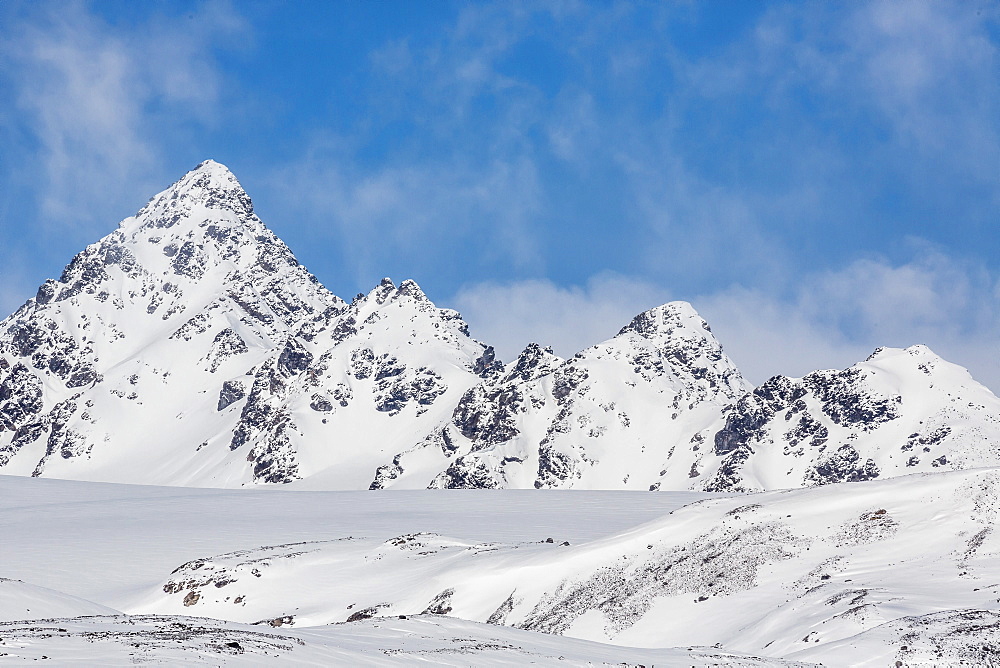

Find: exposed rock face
698;345;1000;492
372;318;1000;493
2;161;1000;490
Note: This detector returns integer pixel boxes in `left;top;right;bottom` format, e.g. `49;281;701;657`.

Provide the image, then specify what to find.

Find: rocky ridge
373;302;753;491
704;344;1000;492
1;160;999;490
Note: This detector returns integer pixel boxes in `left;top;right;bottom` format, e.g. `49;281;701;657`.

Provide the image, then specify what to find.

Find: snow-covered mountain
372;302;752;490
374;325;1000;493
704;344;1000;492
1;159;999;491
0;161;491;486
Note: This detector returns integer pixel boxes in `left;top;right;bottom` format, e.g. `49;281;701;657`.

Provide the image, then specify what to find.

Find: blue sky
2;0;1000;388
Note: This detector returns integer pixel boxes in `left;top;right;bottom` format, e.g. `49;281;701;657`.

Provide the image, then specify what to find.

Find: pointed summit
612;300;749;403
617;301;710;340
90;159;322;312
362;278;434;310
120;159;255;237
395;279;428;302
0;162;343;480
162;158;247;203
499;343;562;385
191;158;238;181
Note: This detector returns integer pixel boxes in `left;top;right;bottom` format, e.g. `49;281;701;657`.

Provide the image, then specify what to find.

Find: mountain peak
499;342;562;385
858;343;986;389
174;159;243;198
121;160;254;236
861;344;950;373
362;278;432;306
616;300;711;340
865;344;940;362
396;279;428;302
193;158;232;175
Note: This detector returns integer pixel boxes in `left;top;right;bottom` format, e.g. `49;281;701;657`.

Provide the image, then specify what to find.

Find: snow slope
0;475;800;666
3;472;999;664
0;474;714;607
0;579;118;622
134;467;1000;663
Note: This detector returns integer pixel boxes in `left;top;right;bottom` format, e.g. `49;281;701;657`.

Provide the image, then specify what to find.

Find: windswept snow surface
139;466;1000;663
4;471;1000;664
0;477;798;665
0;579;118;622
0;474;714;606
0;615;807;666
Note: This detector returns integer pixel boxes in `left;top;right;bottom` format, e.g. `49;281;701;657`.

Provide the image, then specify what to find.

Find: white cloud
451;272;865;381
693;287;870;385
452;273;672;361
798;250;1000;390
453;246;1000;393
2;2;247;236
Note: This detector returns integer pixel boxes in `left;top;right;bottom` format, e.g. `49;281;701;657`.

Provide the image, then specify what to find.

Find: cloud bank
455;245;1000;392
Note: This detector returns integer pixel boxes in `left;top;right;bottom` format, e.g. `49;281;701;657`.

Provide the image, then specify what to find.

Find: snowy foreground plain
3;472;1000;665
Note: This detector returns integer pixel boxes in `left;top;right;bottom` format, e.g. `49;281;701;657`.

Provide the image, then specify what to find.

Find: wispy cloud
853;1;999;173
615;1;1000;296
268;145;544;293
295;2;997;295
1;1;247;240
690;1;999;212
